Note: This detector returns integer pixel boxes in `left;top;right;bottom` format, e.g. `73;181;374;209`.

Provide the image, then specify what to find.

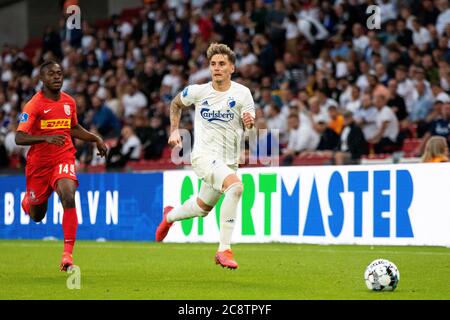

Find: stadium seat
401;138;422;157
360;153;393;164
292;153;333;166
82;164;106;173
120;7;143;22
125;158;179;171
161;146;172;159
94;18;112;29
23;37;42;60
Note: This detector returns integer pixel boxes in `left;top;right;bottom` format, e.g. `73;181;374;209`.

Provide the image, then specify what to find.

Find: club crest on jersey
29;190;38;203
19;113;29;123
182;87;189;98
227;97;236;108
200;108;234;122
64;104;71;116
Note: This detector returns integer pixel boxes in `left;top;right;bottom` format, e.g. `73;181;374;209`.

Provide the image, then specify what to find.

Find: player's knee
30;211;45;223
59;192;76;208
225;182;243;199
198;210;209;217
196;198;213;216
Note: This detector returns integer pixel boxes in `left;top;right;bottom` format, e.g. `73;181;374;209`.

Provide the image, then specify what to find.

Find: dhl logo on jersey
40;119;71;129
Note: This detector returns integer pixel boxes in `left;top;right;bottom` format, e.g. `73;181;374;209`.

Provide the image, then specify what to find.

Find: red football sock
62;208;78;254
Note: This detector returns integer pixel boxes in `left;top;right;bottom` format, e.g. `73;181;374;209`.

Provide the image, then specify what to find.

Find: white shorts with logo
192;157;237;205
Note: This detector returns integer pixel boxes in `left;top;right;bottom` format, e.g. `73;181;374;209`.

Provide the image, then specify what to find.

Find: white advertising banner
163;163;450;246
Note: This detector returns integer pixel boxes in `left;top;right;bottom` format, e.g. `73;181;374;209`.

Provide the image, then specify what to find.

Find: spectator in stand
282;114;320;165
354;93;378;144
332;111;368;165
422;54;440;85
161;64;183;97
317;89;338;111
135;115;167;160
431;83;450;104
102;87;123;118
374;62;390;87
122;79;148;119
370;94;400;154
436;0;450;36
235;41;258;71
252;33;276;75
419;0;440;26
395;65;415;113
396;18;413;49
426;100;445;125
422;136;449;162
90;95;121;138
106;125;142;169
137;60;163;99
315;119;340;152
283;12;300;59
411;16;432;52
368;74;389;100
265;102;287;142
297;10;329;57
417;102;450;155
343;85;361;114
327;105;344;135
352;23;369;58
42;26;63;60
409;80;435;137
387;79;409;123
3;122;28;165
273;60;293;90
308;95;329;125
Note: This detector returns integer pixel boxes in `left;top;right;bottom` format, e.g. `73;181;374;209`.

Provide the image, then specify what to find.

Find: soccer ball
364;259;400;291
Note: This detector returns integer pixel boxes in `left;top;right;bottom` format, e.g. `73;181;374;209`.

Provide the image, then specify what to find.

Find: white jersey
180;81;255;165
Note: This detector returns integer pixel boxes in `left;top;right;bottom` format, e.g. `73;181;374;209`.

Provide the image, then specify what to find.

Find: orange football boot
60;252;73;272
155;206;174;242
215;249;238;269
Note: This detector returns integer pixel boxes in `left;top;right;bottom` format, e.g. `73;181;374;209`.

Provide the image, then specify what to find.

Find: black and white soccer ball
364;259;400;291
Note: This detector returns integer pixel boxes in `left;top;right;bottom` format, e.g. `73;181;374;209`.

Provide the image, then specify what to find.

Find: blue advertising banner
0;172;163;241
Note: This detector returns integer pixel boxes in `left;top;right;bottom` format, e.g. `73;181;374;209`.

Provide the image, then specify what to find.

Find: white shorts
192;157;237;192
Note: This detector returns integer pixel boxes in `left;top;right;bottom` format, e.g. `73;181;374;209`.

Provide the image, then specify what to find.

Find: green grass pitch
0;240;449;300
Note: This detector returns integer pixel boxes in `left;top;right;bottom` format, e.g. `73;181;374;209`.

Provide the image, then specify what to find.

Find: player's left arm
241;89;256;130
71;124;108;157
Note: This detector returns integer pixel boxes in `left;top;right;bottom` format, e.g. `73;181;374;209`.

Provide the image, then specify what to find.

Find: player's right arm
15;102;65;146
168;89;193;148
15;131;66;146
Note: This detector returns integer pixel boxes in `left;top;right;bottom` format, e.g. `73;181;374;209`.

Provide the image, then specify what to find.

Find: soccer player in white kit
155;43;255;269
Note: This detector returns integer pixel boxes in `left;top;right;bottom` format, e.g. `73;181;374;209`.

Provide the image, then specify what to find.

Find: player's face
210;54;234;83
41;64;63;91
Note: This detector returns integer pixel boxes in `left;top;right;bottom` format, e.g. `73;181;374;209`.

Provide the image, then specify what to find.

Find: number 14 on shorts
59;163;75;176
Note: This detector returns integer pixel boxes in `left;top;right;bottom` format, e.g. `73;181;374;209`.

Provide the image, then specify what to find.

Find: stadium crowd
1;0;450;171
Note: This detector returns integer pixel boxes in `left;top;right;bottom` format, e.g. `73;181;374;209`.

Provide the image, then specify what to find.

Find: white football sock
166;197;209;223
218;183;243;252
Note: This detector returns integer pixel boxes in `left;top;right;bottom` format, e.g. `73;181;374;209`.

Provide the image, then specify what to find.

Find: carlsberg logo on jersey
162;164;450;246
200;108;235;122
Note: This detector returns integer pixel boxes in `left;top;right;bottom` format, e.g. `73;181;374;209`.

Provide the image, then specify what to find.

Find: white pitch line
0;242;449;256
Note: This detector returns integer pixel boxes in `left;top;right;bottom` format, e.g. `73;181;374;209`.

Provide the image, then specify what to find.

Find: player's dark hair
39;60;60;75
